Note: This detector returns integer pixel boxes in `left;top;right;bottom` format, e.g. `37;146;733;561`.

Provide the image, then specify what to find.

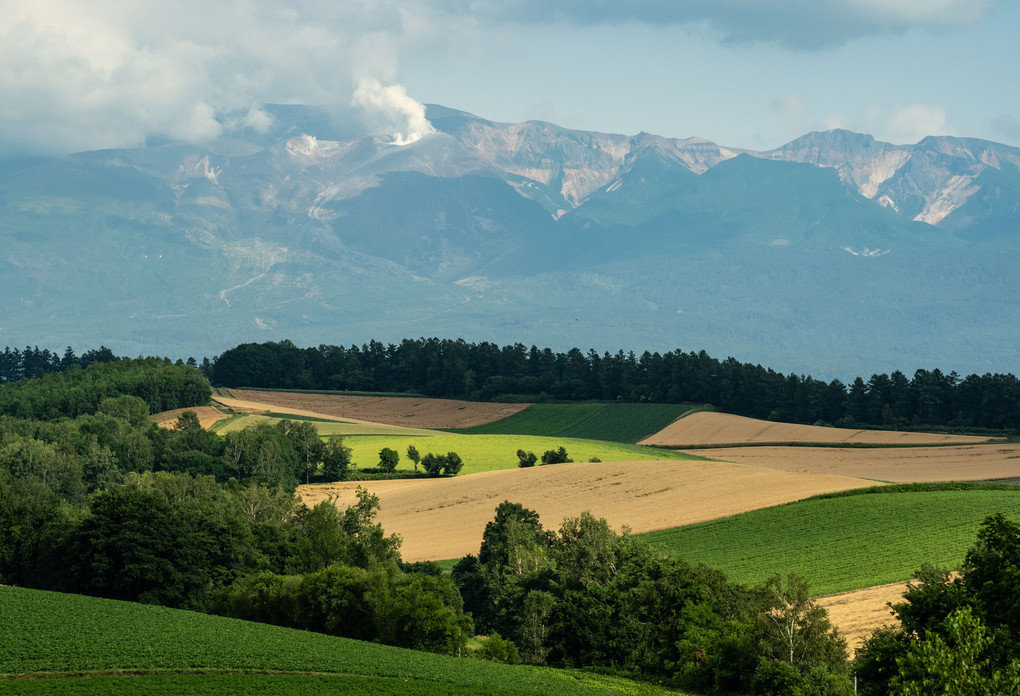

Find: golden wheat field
815;581;907;656
297;459;877;562
688;443;1020;482
227;389;531;429
639;411;995;447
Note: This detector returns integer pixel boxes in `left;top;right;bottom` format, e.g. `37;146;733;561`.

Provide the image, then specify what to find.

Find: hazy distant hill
1;104;1017;376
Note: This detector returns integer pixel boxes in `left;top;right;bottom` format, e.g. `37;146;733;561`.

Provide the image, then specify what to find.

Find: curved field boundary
227;390;531;429
639;411;996;447
691;443;1020;483
637;489;1020;596
298;460;877;562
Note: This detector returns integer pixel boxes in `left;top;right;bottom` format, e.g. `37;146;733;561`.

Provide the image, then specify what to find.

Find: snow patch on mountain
915;174;980;224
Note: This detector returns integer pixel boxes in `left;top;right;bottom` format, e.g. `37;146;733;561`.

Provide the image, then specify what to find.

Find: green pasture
342;433;701;474
638;487;1020;596
455;402;698;443
216;413;440;438
0;587;686;696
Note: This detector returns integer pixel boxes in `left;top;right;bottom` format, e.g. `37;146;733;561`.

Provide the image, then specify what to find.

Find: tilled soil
228;390;531;429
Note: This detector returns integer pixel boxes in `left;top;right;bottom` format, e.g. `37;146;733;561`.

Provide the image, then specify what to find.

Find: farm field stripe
690;443;1020;483
456;402;698;443
227;390;532;430
299;459;878;561
336;433;699;475
641;411;997;447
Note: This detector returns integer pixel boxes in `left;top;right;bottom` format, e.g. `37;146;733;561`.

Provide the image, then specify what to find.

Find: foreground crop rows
0;587;685;696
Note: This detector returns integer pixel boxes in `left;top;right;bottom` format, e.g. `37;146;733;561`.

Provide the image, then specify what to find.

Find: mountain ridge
1;104;1017;377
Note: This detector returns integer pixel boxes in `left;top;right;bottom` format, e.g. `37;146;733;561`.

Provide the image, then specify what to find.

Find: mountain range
1;104;1018;377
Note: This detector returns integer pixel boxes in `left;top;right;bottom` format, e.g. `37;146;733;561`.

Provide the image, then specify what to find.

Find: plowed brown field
640;411;994;447
691;444;1020;482
211;394;373;423
152;406;230;430
816;582;907;655
298;460;877;562
228;389;531;429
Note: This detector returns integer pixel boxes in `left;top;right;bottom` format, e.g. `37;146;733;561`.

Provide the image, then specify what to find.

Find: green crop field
342;433;702;474
638;487;1020;596
455;403;698;443
0;587;686;696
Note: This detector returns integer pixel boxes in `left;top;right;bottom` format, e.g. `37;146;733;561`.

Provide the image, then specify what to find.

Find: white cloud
884;105;951;143
0;0;440;155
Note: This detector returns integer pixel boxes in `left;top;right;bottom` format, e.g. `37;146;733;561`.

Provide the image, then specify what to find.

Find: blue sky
1;0;1017;155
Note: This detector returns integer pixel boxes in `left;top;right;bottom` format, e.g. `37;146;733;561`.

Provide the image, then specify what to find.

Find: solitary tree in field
378;447;399;473
407;444;421;471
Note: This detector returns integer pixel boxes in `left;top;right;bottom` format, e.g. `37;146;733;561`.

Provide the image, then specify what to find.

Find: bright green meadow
638;487;1020;596
454;402;698;443
340;433;701;474
0;587;685;696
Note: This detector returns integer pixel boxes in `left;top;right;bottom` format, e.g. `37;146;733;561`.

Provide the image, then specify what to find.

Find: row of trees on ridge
209;339;1020;430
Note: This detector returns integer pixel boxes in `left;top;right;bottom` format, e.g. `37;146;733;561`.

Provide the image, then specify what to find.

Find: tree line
0;354;211;419
0;345;122;383
210;339;1020;431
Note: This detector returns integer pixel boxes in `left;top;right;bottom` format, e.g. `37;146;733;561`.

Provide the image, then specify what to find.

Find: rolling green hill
638;485;1020;595
453;402;698;443
0;586;686;696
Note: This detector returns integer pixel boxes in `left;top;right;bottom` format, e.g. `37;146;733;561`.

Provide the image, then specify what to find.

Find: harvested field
298;460;877;562
152;406;230;430
640;411;995;447
692;444;1020;483
228;390;531;429
816;582;906;656
211;394;363;422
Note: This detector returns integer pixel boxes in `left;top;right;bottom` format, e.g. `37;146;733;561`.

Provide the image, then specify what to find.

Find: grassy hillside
0;586;685;696
340;433;700;474
638;486;1020;596
453;403;697;443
